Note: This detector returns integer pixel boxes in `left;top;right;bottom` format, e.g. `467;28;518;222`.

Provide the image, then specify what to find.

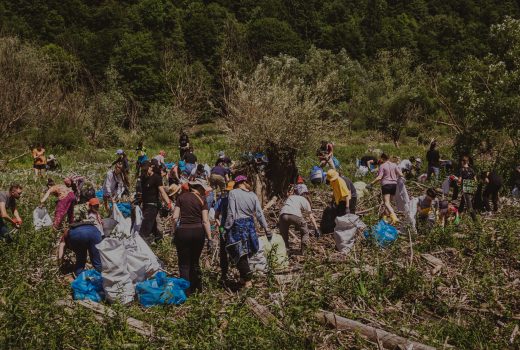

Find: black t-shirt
459;166;475;180
183;152;197;164
488;171;503;187
426;150;440;168
179;135;189;148
0;191;16;212
360;156;376;167
141;173;163;204
176;192;208;226
340;176;357;198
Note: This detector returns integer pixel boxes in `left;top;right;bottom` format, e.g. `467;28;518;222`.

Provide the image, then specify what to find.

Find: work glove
366;184;373;190
314;228;321;238
265;231;273;241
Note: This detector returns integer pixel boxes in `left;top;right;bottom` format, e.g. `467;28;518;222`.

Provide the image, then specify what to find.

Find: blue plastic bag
136;272;190;307
165;162;176;170
108;202;132;218
95;189;104;201
71;270;104;302
364;220;398;248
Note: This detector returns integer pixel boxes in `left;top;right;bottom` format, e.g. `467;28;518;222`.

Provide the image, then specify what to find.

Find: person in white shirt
278;185;319;253
102;163;126;212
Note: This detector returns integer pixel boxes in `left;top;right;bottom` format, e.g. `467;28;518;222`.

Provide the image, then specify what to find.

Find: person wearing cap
0;184;23;240
171;182;212;295
139;161;172;243
87;198;103;234
102;162;126;213
278;184;319;253
179;130;190;159
326;169;351;217
41;178;76;230
215;151;233;168
46;154;60;171
112;149;130;186
224;175;270;288
368;153;404;225
57;218;116;276
214;181;235;283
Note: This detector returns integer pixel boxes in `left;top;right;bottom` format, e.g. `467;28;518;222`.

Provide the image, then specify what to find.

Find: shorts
381;184;397;196
33;164;46;170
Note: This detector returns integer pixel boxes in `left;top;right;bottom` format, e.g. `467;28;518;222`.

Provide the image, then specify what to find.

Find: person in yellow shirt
326;169;351;217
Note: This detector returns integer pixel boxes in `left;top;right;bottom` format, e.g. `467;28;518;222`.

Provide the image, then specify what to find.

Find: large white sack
334;214;366;254
111;205;132;239
355;166;369;178
262;233;289;270
395;178;411;213
128;205;162;277
96;237;134;304
353;181;368;199
33;207;52;230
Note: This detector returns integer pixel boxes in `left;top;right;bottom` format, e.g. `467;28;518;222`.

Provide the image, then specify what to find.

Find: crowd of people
1;135;519;297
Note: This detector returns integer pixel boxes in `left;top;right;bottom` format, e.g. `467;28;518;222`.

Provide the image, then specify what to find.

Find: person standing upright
368;153;404;225
179;130;190;159
32;144;46;178
139;161;171;244
426;140;444;181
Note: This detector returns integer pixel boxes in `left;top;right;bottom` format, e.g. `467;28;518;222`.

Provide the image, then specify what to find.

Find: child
417;188;439;226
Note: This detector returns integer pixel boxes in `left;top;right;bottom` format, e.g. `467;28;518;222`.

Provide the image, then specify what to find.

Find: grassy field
0;125;518;349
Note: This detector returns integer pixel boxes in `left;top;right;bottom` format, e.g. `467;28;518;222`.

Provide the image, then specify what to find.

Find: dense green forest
1;0;520;172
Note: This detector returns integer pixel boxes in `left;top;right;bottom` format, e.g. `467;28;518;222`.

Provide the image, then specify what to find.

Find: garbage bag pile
136;271;189;307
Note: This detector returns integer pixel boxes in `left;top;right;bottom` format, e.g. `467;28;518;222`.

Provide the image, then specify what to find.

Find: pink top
378;161;399;186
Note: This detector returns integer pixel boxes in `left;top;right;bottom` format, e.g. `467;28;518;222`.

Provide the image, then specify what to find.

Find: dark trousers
483;184;501;212
278;214;309;251
219;230;251;281
139;204;159;243
349;197;357;214
175;226;205;294
68;226;102;276
459;193;477;221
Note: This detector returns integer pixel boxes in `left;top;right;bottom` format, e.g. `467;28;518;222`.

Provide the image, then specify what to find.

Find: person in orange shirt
40;178;76;229
32;144;46;178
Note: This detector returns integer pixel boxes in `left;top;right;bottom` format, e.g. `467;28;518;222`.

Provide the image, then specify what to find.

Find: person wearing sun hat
224;175;269;288
326;169;351;217
87;197;103;234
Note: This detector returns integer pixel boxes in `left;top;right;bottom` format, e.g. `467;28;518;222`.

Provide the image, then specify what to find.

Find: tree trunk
265;149;298;197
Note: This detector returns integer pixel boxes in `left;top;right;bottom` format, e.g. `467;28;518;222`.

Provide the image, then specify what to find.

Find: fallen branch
57;299;154;337
263;196;278;211
7;151;30;164
316;309;436;350
245;297;283;328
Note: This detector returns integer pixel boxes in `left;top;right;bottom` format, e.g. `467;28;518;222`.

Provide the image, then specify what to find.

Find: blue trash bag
136;271;190;307
108;202;132;218
310;166;324;184
178;160;186;172
95;189;104;201
364;220;398;248
71;270;104;302
165;162;175;170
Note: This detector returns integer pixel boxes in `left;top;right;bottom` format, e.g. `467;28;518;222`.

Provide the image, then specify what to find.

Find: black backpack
320;205;337;234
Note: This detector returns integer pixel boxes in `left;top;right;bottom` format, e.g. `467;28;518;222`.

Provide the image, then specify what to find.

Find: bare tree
223;55;341;196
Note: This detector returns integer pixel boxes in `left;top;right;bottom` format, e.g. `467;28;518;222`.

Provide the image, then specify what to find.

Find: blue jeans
67;224;102;275
427;166;440;180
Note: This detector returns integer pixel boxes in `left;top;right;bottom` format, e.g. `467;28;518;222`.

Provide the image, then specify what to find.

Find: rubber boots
390;213;399;225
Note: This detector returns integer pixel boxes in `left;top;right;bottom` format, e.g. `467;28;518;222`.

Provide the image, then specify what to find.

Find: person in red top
40;178;76;229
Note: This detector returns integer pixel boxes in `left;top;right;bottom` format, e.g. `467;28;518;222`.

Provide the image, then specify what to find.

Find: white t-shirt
280;195;311;218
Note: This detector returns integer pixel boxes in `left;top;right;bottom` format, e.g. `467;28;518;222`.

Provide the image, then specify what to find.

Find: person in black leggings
172;183;213;295
481;171;503;213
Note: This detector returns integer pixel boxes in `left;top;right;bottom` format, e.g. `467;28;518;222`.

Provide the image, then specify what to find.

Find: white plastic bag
353;181;368;199
334;214;366;254
248;236;268;272
96;237;134;304
110;205;132;239
355;166;369;178
32;207;52;230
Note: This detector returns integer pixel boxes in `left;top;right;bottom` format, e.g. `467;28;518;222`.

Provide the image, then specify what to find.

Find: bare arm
202;210;212;240
40;189;52;204
309;213;318;230
0;202;17;225
158;186;171;207
370;174;383;185
171;206;180;234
